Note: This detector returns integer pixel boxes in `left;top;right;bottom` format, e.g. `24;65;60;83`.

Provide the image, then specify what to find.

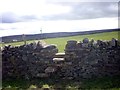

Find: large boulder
40;44;58;58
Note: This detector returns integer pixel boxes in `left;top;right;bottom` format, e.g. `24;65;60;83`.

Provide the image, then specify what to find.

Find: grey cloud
46;0;119;3
0;2;118;23
42;2;118;20
0;27;17;30
72;2;117;19
20;15;38;21
0;27;6;30
1;12;21;23
1;12;38;23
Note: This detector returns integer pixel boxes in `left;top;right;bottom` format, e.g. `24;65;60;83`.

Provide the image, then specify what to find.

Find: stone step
53;58;64;61
54;53;65;58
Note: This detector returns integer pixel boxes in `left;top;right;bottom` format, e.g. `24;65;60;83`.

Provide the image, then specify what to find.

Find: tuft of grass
2;76;120;89
81;76;120;89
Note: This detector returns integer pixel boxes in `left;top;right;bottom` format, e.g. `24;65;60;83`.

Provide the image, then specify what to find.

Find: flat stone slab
54;53;65;58
53;58;64;61
55;53;65;55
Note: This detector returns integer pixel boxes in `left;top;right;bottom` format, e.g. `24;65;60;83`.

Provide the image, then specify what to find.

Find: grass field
1;31;119;52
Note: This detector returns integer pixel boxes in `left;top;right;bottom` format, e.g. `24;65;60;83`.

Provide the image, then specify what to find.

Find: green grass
2;76;120;89
1;31;119;52
44;31;119;52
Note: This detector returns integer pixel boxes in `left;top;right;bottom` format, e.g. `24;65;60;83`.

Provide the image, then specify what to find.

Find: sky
0;0;119;37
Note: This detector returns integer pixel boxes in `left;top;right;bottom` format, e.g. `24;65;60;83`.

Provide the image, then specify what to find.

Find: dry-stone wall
63;38;120;79
2;38;120;80
2;41;58;79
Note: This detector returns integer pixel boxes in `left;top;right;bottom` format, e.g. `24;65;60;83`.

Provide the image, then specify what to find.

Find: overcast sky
0;0;119;37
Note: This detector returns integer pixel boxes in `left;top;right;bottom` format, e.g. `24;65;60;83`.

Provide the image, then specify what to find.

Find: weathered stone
110;38;117;47
83;38;89;43
36;73;49;78
2;38;120;80
45;67;57;73
82;43;89;48
65;40;77;50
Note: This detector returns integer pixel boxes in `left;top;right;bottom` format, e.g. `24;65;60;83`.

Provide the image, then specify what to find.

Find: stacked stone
63;38;120;79
65;38;91;61
2;41;58;79
40;45;58;59
2;38;120;80
65;40;78;61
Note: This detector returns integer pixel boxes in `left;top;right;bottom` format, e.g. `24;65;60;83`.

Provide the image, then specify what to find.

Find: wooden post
22;34;26;45
40;28;42;39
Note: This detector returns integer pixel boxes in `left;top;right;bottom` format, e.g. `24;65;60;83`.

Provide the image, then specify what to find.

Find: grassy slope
44;31;119;52
1;31;119;52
